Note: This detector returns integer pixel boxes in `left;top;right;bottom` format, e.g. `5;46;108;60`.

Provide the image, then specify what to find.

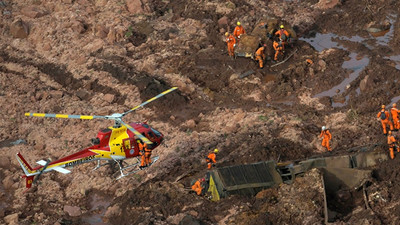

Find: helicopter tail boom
16;153;36;189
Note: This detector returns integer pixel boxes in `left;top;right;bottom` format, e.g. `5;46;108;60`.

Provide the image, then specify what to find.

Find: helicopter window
142;124;149;128
151;128;162;137
147;131;155;139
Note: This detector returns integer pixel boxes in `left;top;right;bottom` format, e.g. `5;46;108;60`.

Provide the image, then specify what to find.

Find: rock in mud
63;205;82;217
4;213;19;225
104;93;115;103
315;0;341;10
20;6;48;18
9;19;29;39
2;176;14;189
126;0;151;14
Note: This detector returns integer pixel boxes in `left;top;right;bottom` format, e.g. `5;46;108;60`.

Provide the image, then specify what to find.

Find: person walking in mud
273;37;284;62
255;44;266;69
391;103;399;131
233;21;246;42
377;105;393;135
319;126;332;152
138;140;148;169
191;177;205;196
275;25;290;47
206;149;218;169
387;131;398;159
225;32;236;57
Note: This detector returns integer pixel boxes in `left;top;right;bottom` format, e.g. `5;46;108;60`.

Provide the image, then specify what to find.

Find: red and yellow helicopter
16;87;177;191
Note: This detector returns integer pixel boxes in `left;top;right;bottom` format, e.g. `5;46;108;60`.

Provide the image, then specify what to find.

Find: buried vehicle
234;18;297;61
204;144;387;222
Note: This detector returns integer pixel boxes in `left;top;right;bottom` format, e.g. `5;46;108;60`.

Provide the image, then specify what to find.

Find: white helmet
322;126;326;131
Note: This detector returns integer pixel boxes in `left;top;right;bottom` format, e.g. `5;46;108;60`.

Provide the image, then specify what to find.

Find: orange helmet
225;32;229;36
389;131;392;135
393;103;397;107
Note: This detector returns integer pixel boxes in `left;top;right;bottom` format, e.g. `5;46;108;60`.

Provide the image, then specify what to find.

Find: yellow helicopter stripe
129;87;178;111
25;113;94;120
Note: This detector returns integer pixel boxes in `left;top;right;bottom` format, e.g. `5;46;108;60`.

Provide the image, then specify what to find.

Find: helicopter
16;87;177;191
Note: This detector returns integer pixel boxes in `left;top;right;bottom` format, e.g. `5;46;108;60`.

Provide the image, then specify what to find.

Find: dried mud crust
1;0;400;224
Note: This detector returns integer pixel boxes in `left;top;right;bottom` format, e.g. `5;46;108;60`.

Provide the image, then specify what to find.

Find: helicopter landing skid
115;156;160;180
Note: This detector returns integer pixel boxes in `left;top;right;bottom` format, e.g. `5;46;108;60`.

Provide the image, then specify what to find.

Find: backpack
380;111;386;120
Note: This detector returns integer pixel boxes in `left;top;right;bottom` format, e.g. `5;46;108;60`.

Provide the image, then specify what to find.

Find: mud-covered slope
1;0;400;224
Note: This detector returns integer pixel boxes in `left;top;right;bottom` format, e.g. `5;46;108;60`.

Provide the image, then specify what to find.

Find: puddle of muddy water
385;55;400;70
332;95;349;108
81;194;111;225
314;53;369;99
373;14;397;46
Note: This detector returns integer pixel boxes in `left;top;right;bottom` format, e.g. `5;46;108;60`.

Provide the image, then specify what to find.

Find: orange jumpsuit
226;34;236;57
275;29;290;44
206;152;216;169
138;142;149;167
191;179;203;195
233;25;246;39
377;110;393;134
320;130;332;151
388;134;397;159
255;46;266;68
273;41;284;61
391;107;400;130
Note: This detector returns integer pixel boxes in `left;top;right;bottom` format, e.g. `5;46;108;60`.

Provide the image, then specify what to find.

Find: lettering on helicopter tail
65;155;95;167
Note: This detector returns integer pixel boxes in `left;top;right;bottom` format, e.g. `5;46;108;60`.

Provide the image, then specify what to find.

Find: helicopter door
122;138;137;157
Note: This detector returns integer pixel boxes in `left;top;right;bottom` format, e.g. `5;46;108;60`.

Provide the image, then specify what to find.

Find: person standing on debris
391;103;399;130
233;21;246;41
225;32;236;57
275;25;290;43
206;149;218;169
191;178;205;196
138;140;148;169
255;44;266;69
387;131;398;159
319;126;332;151
377;105;393;135
273;38;284;62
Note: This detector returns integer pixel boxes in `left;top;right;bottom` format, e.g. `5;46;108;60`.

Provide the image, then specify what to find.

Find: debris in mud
1;0;400;224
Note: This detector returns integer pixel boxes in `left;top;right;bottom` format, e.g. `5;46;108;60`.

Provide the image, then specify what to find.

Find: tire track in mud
0;47;126;105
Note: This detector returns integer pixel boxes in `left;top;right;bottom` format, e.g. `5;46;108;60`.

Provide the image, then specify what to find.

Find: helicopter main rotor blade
25;113;106;120
122;87;178;117
120;121;153;145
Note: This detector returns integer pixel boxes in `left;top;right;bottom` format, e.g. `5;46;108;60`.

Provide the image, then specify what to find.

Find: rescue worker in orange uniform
191;178;205;196
206;149;218;169
225;32;236;57
273;38;284;62
377;105;393;135
255;44;266;69
319;126;332;151
138;140;149;169
387;131;398;159
233;21;246;41
391;103;399;130
275;25;290;46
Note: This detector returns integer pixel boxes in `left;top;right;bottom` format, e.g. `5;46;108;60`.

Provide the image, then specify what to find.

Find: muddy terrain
1;0;400;224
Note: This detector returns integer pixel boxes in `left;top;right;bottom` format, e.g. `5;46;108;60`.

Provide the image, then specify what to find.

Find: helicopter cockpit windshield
151;128;162;137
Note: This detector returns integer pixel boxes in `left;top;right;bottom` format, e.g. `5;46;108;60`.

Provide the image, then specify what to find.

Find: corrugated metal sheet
212;161;282;197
